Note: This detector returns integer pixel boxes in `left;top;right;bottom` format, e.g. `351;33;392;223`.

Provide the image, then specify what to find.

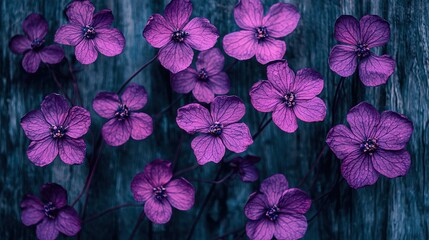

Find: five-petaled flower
131;159;195;224
250;61;326;133
244;174;311;240
326;102;413;188
92;83;153;146
55;0;125;64
328;15;395;86
223;0;300;64
21;183;81;240
171;47;230;103
229;155;260;182
176;95;253;165
143;0;219;73
9;13;64;73
20;94;91;166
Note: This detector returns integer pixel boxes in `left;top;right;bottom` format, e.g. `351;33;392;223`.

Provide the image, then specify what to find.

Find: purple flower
171;48;230;103
176;96;253;165
9;13;64;73
143;0;219;73
244;174;311;240
54;0;125;64
250;61;326;133
21;183;81;240
92;83;153;146
131;159;195;224
229;155;260;182
223;0;300;64
328;15;395;86
326;102;413;188
20;94;91;166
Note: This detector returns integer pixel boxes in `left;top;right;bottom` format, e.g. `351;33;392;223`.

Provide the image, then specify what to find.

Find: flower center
255;27;268;40
31;39;45;51
284;92;296;108
83;25;96;39
198;68;209;81
265;205;280;221
153;186;167;200
50;125;67;139
209;122;223;136
115;104;129;120
172;30;188;42
44;202;58;219
360;138;378;155
356;43;370;58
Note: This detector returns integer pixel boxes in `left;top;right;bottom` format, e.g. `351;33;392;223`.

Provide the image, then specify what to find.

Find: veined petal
250;80;283;113
54;24;84;46
92;9;114;29
220;123;253;153
278;188;311;214
341;150;379;189
129;112;153;140
208;72;230;95
274;213;308;240
360;15;390;48
41;94;70;126
234;0;264;30
244;193;269;220
328;44;357;77
272;104;297;133
66;0;95;26
27;138;58;167
260;174;288;206
176;103;212;133
263;3;300;38
326;125;361;160
36;218;59;240
9;35;31;54
334;15;360;45
196;48;224;75
191;134;225;165
372;149;411;178
144;197;172;224
158;42;193;73
58;137;86;165
92;92;121;119
55;206;81;236
210;96;246;124
75;40;98;64
22;51;41;73
375;111;413;150
38;45;65;64
358;54;395;86
255;38;286;64
346;102;380;140
246;218;275;240
101;118;131;146
121;83;148;111
171;68;198;93
292;68;324;100
223;30;257;61
143;159;173;187
164;0;192;29
266;61;294;94
21;110;51;141
23;13;48;40
143;14;173;48
63;106;91;139
40;183;67;209
192;82;214;103
294;98;326;122
166;178;195;210
94;28;125;57
183;17;219;51
131;172;154;202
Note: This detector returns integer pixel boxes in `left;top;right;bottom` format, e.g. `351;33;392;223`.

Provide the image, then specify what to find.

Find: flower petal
21;110;51;141
191;134;225;165
263;3;300;38
221;123;253;153
246;219;275;240
94;28;125;57
143;159;173;187
244;193;269;220
260;174;289;206
40;183;68;208
360;15;390;48
210;96;245;125
274;213;308;240
92;92;120;119
55;206;81;236
23;13;48;40
66;0;95;26
92;9;114;29
143;14;174;48
346;102;380;140
292;68;324;100
176;103;212;133
101;118;131;146
164;0;192;29
239;163;259;182
171;68;198;94
20;195;44;226
278;188;311;214
54;24;83;46
294;97;326;122
129;112;153;140
9;35;31;54
75;40;98;64
183;17;219;51
41;94;70;126
372;149;411;178
166;178;195;210
234;0;264;30
341;150;379;188
131;172;154;202
58;137;86;165
328;44;358;77
158;42;193;73
326;124;361;160
196;48;224;74
38;45;65;64
250;80;282;112
193;82;214;103
121;83;148;111
27;138;58;167
375;111;413;150
333;15;360;45
255;38;286;64
144;197;172;224
272;104;298;133
358;54;395;86
63;106;91;138
208;72;230;95
267;61;294;94
36;218;59;240
223;30;257;61
22;51;41;73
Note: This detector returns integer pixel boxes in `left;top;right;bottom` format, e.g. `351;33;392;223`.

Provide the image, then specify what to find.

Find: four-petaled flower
143;0;219;73
20;94;91;166
176;95;253;165
9;13;64;73
93;83;153;146
329;15;395;86
21;183;81;240
131;159;195;224
171;47;230;103
244;174;311;240
223;0;300;64
250;61;326;133
229;155;260;182
326;102;413;188
55;0;125;64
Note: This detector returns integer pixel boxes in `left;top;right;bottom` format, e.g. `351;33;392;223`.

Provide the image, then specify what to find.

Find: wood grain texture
1;0;428;239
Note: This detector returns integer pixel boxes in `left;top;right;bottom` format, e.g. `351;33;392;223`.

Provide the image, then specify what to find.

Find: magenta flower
21;183;81;240
223;0;300;64
176;96;253;165
328;15;395;86
143;0;219;73
250;61;326;133
92;83;153;146
244;174;311;240
229;155;260;182
9;13;64;73
20;94;91;166
131;159;195;224
171;47;230;103
326;102;413;188
54;0;125;64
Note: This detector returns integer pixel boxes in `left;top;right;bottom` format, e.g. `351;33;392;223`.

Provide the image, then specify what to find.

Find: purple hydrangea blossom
223;0;300;64
9;13;64;73
54;0;125;64
143;0;219;73
326;102;413;188
131;159;195;224
20;94;91;166
21;183;81;240
328;15;395;86
92;83;153;146
250;61;326;133
170;47;230;103
244;174;311;240
229;155;260;182
176;96;253;165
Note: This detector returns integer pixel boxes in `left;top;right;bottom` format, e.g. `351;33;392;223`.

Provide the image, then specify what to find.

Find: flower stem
83;203;142;224
155;94;184;119
252;117;272;140
66;57;83;106
117;53;158;94
189;171;234;184
308;175;343;223
173;163;200;177
129;212;145;240
45;64;72;103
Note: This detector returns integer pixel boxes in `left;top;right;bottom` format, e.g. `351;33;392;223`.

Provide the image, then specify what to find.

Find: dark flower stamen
265;205;280;221
356;43;370;58
51;125;67;139
255;26;268;40
209;122;223;136
115;104;129;120
31;39;45;51
83;25;96;39
284;92;296;108
153;186;167;200
172;30;188;42
44;202;57;219
360;138;378;155
198;68;209;81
